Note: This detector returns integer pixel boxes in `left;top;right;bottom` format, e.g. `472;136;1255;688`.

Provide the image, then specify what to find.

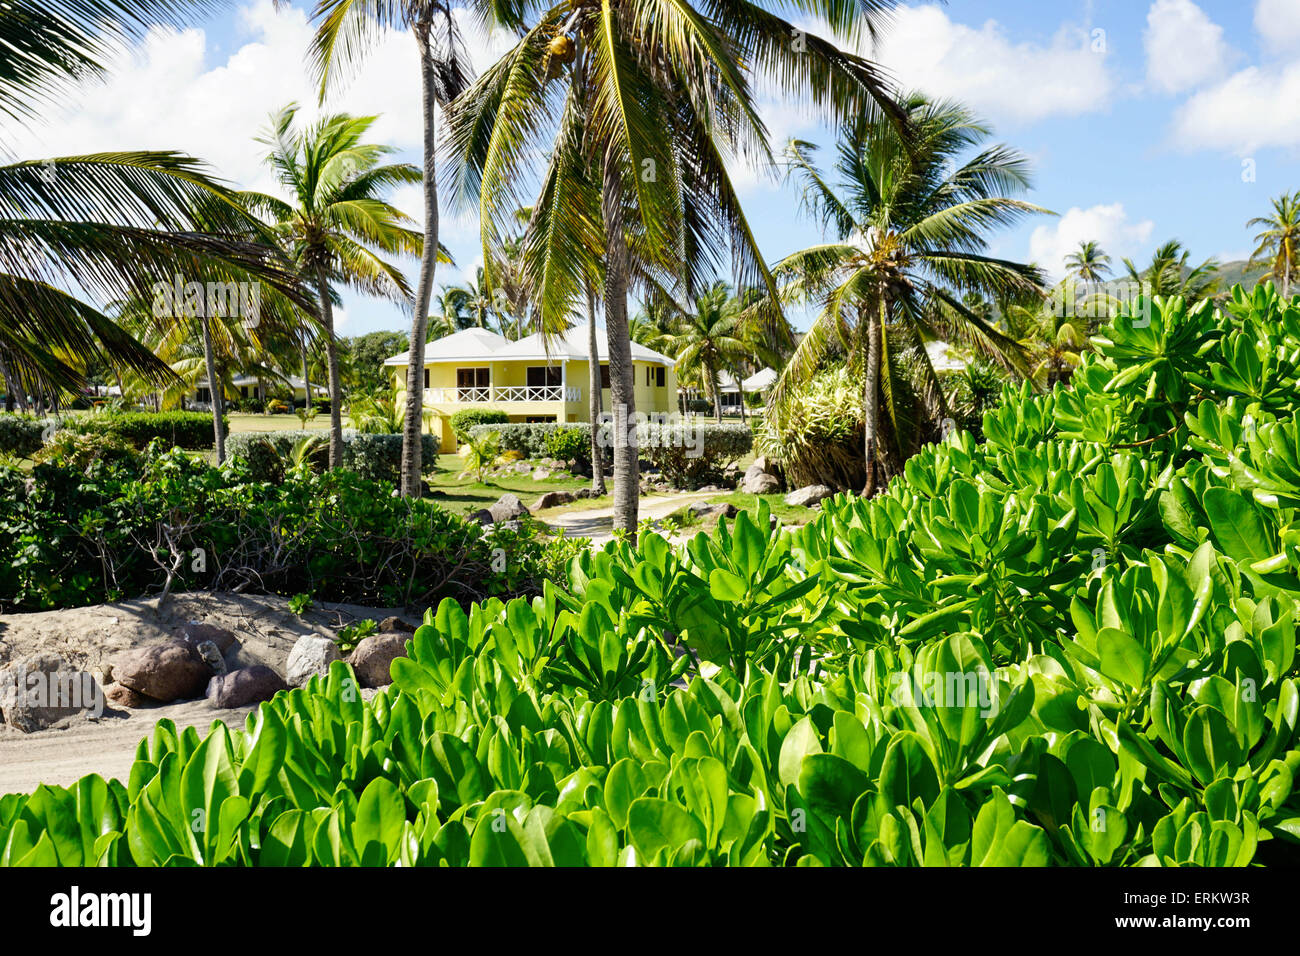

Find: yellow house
384;324;680;452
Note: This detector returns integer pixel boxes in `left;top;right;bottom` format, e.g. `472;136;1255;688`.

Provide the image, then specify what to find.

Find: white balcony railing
424;385;580;404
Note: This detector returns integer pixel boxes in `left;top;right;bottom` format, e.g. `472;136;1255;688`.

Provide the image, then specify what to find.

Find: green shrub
0;414;50;458
543;426;590;466
6;285;1300;868
450;408;509;441
756;365;864;489
66;410;226;450
32;429;137;472
226;430;436;484
637;422;751;487
474;421;572;458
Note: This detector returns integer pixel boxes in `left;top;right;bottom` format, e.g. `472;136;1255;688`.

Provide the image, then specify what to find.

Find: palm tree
1064;240;1112;283
1004;289;1089;388
447;0;904;534
773;95;1049;494
1122;240;1219;303
246;106;422;468
1247;191;1300;298
428;286;473;337
659;282;746;423
304;0;474;496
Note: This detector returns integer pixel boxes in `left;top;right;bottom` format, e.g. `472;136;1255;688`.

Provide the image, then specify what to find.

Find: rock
113;641;211;703
379;616;416;634
285;636;342;688
696;484;725;493
531;468;552;481
573;488;595;499
467;508;495;526
489;493;530;523
173;620;237;654
534;490;575;510
349;634;410;688
784;484;835;508
0;653;104;732
740;472;781;494
104;682;148;709
513;461;532;474
205;666;288;709
691;501;738;519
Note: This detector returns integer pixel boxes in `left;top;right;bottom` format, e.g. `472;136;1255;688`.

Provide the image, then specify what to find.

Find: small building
384;324;679;452
190;375;326;407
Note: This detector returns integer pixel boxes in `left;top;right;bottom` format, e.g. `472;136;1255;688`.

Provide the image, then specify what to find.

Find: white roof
383;327;511;365
230;374;326;393
926;340;968;372
717;367;777;392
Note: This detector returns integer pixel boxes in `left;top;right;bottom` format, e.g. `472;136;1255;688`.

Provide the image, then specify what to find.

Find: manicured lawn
426;453;597;516
226;411;342;434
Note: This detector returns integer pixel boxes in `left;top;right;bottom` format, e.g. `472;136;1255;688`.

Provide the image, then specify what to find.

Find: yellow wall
390;358;680;452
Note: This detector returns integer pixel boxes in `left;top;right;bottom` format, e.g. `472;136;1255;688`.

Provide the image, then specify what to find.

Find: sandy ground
544;491;719;543
0;591;420;794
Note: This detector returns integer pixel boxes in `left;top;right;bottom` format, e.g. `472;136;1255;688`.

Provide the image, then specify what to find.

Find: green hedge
0;414;51;458
226;430;437;485
66;411;226;450
450;408;509;441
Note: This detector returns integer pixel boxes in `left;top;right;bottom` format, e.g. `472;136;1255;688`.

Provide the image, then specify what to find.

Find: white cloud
1028;204;1155;278
864;4;1115;125
1144;0;1232;94
1256;0;1300;54
10;0;513;198
1169;60;1300;153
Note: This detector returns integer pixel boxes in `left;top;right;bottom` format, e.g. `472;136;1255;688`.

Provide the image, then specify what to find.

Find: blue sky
19;0;1300;336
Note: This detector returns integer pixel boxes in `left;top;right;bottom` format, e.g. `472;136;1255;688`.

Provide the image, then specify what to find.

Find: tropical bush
64;411;226;450
450;408;509;442
226;430;436;485
0;414;50;458
6;285;1300;867
478;422;577;459
544;426;591;468
756;366;864;490
0;445;550;612
32;429;137;472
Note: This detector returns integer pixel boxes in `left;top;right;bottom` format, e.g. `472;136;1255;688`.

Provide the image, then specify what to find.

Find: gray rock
573;488;595;499
531;468;552;481
113;641;211;702
513;461;532;474
285;636;342;688
467;508;494;526
784;484;835;508
489;493;530;523
534;490;575;510
379;616;416;634
349;634;410;688
696;484;725;493
0;653;104;732
206;666;287;709
740;472;782;495
691;501;738;520
172;620;237;654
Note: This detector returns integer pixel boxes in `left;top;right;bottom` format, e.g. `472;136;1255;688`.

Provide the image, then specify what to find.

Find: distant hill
1212;258;1270;293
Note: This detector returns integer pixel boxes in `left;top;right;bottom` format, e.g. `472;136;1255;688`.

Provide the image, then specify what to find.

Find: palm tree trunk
586;283;607;496
200;312;226;463
862;300;882;496
710;365;722;423
315;266;344;469
301;332;312;414
601;146;637;536
0;353;17;413
399;25;442;498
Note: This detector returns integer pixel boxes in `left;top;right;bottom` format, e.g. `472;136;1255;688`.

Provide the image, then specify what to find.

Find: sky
14;0;1300;336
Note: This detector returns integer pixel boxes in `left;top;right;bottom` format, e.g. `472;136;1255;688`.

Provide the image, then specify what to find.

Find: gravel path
543;491;720;544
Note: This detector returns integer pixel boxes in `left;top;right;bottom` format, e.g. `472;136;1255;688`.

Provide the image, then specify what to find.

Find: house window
525;416;555;423
526;366;562;388
600;364;610;389
240;386;248;398
424;368;430;389
456;367;490;400
645;366;651;386
656;366;665;388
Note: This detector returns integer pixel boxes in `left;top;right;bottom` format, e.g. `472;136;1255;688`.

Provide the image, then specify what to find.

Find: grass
426;453;598;517
225;411;341;434
665;491;819;528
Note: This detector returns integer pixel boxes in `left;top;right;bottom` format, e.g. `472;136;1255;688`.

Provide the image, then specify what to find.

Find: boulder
113;641;211;703
573;488;595;499
205;666;287;709
285;636;342;688
172;620;237;654
531;468;552;481
513;461;532;474
696;484;725;493
534;490;575;510
467;508;495;526
489;493;530;523
349;634;410;688
104;682;149;709
740;472;781;495
379;616;416;634
0;653;104;732
784;484;835;508
690;501;738;519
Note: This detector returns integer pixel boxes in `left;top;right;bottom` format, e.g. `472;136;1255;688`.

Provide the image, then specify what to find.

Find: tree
1247;191;1300;298
1122;240;1219;303
448;0;903;534
1064;240;1112;283
1004;288;1089;388
247;106;422;468
305;0;473;496
659;281;746;422
773;95;1048;494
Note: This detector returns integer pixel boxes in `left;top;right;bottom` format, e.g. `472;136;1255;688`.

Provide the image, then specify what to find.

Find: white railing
424;385;580;403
